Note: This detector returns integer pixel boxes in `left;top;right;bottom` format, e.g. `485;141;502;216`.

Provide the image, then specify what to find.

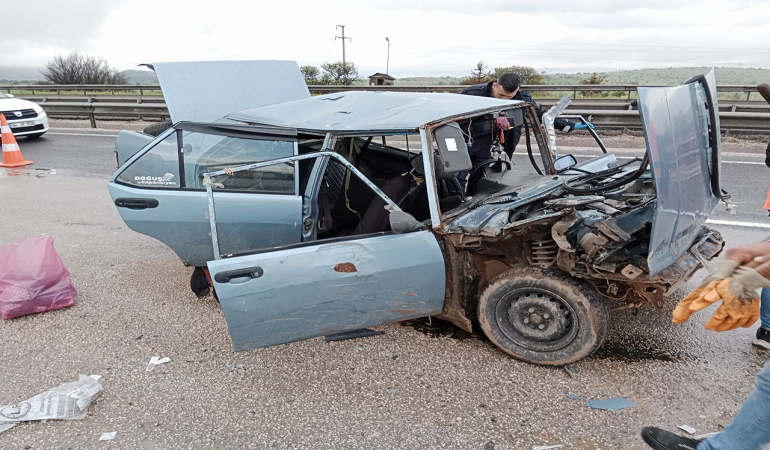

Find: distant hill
0;66;44;83
396;67;770;86
543;67;770;85
119;69;158;84
394;76;464;86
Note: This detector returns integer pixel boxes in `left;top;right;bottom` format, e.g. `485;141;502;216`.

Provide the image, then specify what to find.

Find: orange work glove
704;267;770;332
672;260;739;324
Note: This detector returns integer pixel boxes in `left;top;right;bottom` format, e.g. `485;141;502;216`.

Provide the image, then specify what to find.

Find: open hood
638;69;721;275
144;60;310;123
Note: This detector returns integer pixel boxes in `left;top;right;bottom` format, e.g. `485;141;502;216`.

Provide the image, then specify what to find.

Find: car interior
296;134;468;239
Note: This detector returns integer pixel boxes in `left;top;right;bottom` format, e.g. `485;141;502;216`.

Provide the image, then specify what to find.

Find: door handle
114;198;159;209
214;266;264;283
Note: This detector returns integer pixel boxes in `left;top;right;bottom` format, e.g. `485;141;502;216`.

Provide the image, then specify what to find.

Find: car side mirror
6;94;14;98
387;208;426;233
554;154;578;173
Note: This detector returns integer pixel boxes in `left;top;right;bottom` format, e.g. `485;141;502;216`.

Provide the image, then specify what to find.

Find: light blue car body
109;61;725;355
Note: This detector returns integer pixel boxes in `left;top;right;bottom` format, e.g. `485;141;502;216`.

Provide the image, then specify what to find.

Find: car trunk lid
145;60;310;123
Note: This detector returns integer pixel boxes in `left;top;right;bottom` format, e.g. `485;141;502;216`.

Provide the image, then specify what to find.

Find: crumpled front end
546;201;723;308
440;176;724;327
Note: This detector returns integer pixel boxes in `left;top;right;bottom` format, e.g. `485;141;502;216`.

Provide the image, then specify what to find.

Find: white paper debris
695;431;721;440
533;445;564;450
145;356;171;372
0;375;103;433
99;431;117;441
678;425;697;434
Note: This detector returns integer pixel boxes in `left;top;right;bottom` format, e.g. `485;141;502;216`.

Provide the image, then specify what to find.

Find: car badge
13;111;22;118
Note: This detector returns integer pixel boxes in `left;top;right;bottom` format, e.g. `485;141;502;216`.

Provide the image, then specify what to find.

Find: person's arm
718;238;770;281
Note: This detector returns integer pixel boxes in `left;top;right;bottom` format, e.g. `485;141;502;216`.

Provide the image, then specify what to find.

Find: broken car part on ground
108;61;726;365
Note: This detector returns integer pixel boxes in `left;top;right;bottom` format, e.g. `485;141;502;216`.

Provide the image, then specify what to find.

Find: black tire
25;133;45;139
478;267;609;366
143;120;172;137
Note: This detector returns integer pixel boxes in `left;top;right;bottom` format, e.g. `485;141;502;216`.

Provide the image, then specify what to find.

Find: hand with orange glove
703;266;770;332
672;260;739;324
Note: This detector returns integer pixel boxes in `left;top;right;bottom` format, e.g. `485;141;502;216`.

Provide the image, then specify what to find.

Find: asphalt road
1;126;769;449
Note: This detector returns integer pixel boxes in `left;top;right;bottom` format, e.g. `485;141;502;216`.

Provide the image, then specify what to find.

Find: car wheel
26;133;45;139
142;120;172;137
478;267;609;366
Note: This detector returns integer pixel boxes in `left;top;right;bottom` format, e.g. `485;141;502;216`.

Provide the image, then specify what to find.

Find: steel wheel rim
494;287;579;352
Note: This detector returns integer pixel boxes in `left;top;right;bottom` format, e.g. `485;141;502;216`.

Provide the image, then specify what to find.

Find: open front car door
206;153;447;351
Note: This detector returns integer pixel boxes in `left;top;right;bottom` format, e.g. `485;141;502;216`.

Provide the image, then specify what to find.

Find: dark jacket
460;81;573;158
766;141;770;168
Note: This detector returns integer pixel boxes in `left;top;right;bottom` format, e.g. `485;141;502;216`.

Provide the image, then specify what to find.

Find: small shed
368;73;395;86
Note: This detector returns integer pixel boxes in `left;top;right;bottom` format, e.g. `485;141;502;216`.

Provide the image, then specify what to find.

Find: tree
580;72;607;85
492;65;544;85
460;61;492;85
320;61;360;85
300;65;321;85
580;72;607;97
41;52;127;85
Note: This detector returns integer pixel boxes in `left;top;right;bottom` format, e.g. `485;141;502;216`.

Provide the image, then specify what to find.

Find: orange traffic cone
0;114;32;168
764;185;770;211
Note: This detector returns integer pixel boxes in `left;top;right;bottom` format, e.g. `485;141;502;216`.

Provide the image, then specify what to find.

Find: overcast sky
9;0;770;77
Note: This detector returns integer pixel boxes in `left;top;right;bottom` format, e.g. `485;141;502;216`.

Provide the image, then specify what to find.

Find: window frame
204;146;403;260
114;122;301;196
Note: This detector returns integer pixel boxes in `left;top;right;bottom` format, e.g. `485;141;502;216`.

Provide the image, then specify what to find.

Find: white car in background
0;93;48;138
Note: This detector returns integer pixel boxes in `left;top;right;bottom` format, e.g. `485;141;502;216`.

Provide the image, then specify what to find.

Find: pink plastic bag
0;236;77;320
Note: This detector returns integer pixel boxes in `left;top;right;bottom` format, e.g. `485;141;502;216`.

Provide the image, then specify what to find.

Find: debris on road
586;397;636;412
695;431;721;440
0;374;103;433
99;431;118;441
324;328;385;341
533;445;564;450
0;235;77;320
565;392;635;411
145;356;171;372
678;425;697;434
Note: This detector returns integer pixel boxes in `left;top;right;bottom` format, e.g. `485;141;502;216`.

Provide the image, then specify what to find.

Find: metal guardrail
3;83;764;99
4;84;770;131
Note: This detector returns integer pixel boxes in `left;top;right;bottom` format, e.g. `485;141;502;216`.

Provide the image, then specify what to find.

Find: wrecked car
109;61;725;365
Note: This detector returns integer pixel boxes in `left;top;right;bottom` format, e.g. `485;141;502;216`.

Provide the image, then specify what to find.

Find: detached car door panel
208;231;446;351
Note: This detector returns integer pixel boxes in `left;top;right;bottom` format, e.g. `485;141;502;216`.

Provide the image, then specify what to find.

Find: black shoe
641;427;702;450
753;327;770;350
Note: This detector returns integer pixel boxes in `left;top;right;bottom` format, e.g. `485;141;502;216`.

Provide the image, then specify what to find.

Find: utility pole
385;37;390;74
335;25;351;65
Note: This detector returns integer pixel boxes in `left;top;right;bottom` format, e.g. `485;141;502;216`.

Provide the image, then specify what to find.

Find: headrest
410;153;425;176
410;152;459;180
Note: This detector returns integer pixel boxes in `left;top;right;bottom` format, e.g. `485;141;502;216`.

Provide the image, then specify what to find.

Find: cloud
4;1;128;46
2;0;769;75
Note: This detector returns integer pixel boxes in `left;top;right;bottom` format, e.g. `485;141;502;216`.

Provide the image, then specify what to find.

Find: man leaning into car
458;72;592;195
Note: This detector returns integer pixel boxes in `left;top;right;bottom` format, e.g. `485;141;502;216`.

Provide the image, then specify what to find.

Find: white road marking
706;219;770;229
48;132;119;137
41;132;767;165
